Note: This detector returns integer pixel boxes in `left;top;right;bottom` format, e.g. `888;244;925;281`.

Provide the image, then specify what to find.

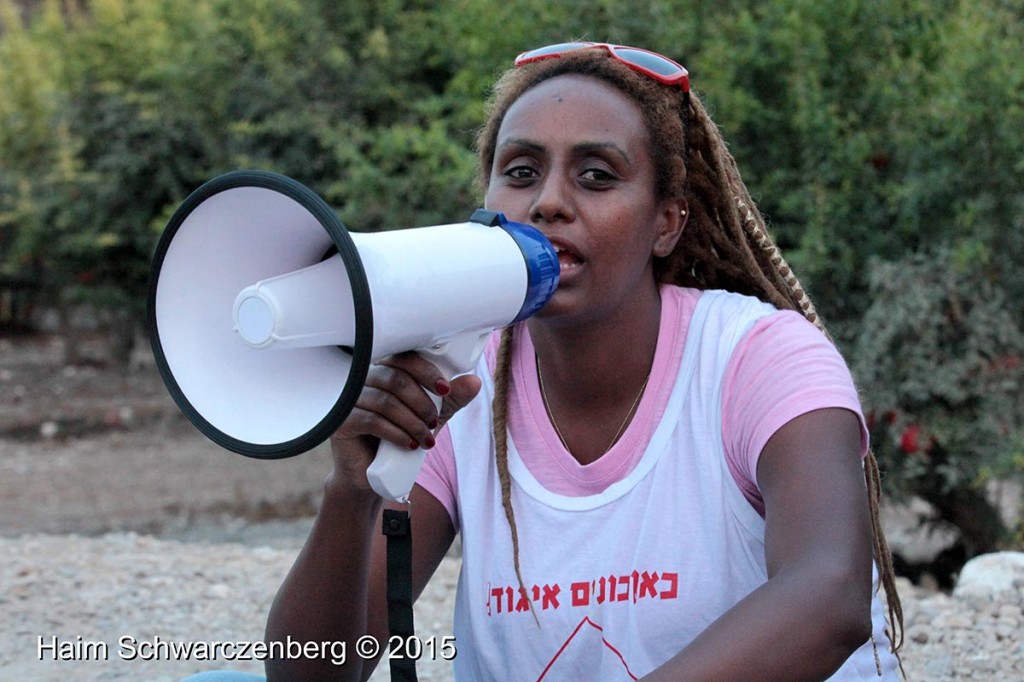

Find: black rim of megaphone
147;170;374;459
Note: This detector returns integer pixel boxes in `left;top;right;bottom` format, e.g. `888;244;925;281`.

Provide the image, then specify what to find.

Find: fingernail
408;439;419;450
425;435;436;449
428;417;439;430
435;379;451;396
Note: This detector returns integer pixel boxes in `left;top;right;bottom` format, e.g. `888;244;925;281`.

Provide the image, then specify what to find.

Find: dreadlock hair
476;47;903;658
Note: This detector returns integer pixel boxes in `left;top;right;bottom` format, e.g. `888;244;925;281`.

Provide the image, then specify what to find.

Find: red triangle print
535;616;639;681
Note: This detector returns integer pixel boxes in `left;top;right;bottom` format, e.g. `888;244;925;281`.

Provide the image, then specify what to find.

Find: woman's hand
328;351;482;495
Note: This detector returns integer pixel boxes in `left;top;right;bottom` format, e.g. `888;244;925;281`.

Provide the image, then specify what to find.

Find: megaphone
148;170;558;502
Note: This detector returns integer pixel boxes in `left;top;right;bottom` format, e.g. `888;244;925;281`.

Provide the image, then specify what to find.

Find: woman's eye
505;165;537;180
581;168;615;183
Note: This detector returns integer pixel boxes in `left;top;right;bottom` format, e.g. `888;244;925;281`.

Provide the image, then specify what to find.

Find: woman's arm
264;482;455;682
642;407;874;681
264;353;477;682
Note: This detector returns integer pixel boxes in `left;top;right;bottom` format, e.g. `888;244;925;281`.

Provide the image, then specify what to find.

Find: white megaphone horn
148;170;559;502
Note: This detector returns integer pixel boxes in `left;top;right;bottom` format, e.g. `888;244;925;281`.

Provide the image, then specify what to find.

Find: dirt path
0;333;336;539
0;418;331;539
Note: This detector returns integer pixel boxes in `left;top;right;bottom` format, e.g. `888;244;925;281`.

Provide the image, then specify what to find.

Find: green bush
852;247;1024;554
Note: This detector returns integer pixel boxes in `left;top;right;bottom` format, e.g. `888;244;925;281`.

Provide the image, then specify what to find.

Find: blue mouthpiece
469;209;560;323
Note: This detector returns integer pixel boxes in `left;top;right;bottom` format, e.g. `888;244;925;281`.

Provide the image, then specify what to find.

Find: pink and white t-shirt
417;286;899;681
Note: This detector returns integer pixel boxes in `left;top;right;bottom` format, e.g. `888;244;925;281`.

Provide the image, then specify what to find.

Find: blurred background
1;0;1021;610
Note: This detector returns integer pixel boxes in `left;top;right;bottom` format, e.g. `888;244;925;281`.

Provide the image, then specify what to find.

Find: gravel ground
0;533;460;682
2;532;1022;682
1;334;1022;681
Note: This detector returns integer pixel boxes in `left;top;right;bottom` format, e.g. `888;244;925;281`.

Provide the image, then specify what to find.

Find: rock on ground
954;552;1024;600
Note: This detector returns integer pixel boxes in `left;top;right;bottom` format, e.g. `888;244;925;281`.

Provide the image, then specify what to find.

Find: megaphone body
149;171;559;502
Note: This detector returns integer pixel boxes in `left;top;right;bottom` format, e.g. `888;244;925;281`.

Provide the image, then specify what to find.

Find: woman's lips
556;246;582;269
550;240;584;276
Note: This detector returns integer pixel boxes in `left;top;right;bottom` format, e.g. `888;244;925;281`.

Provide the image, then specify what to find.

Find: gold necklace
537;360;650;455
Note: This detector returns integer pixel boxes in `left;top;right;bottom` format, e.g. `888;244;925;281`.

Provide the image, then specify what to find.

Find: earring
680;209;687;216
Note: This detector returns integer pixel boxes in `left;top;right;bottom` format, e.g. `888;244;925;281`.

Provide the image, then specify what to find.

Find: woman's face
485;75;683;323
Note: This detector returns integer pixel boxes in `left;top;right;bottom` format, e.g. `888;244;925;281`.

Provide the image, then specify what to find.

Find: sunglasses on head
514;42;690;93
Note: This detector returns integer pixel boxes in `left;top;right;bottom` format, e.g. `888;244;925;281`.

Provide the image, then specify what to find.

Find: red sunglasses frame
514;42;690;93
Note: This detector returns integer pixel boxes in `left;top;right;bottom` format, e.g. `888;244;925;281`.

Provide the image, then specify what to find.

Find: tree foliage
1;0;1021;550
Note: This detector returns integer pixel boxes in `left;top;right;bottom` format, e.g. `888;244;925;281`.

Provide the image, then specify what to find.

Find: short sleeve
416;426;460;531
721;310;869;515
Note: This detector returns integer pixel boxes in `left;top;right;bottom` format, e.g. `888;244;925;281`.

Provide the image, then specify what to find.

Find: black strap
383;508;418;681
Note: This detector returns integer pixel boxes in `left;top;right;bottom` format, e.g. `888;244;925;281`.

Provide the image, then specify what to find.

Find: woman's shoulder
666;286;783;341
700;287;779;313
663;284;779;315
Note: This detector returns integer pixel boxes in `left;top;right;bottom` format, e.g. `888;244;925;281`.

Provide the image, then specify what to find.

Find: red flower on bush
900;423;921;454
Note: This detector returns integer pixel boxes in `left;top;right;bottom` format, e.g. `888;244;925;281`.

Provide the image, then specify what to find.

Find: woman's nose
530;175;575;224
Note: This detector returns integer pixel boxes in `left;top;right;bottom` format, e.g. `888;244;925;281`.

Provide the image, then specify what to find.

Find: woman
257;42;904;681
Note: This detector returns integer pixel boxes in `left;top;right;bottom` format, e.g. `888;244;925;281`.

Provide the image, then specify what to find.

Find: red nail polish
435;379;451;396
425;435;436;449
428;417;439;430
408;439;419;450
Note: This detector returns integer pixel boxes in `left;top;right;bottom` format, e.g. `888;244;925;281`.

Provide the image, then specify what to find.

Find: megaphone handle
366;391;443;502
365;331;491;502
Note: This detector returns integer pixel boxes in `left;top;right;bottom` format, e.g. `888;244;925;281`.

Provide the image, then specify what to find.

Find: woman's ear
653;199;688;257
